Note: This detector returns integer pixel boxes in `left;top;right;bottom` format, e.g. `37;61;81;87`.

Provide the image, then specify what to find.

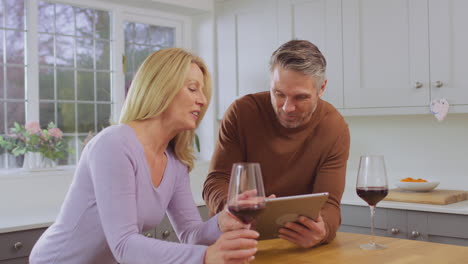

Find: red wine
356;187;388;206
228;204;265;224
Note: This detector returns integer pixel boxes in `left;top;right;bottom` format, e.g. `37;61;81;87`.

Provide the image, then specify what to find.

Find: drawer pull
414;81;423;88
144;232;153;238
14;242;23;250
410;231;421;238
162;230;171;239
390;228;400;235
434;80;443;88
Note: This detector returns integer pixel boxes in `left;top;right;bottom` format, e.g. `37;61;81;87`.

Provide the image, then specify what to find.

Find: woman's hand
218;207;250;232
204;229;259;264
218;193;276;232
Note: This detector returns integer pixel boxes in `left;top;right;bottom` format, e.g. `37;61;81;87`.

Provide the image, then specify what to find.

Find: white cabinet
216;0;278;119
342;0;430;109
215;0;468;117
216;0;343;119
277;0;343;108
342;0;468;113
428;0;468;106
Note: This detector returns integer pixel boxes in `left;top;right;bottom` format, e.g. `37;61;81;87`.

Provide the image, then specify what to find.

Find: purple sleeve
167;165;222;245
87;136;211;264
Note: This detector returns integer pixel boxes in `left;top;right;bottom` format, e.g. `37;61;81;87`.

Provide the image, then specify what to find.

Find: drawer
0;256;29;264
427;213;468;239
0;228;46;261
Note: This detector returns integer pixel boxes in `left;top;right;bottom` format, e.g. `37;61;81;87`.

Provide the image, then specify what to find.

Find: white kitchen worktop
0;161;210;234
341;187;468;215
0;167;75;233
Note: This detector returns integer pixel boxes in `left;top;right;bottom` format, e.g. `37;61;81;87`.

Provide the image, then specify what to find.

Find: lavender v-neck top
30;124;221;264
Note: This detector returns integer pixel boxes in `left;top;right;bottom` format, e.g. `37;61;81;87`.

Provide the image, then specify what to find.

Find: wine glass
356;155;389;250
227;162;266;225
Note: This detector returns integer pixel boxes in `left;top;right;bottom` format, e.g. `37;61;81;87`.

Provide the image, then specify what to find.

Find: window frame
1;0;191;171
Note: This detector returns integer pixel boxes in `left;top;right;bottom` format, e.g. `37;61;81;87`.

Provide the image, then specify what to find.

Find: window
0;1;186;170
0;0;26;168
124;22;175;93
37;1;112;164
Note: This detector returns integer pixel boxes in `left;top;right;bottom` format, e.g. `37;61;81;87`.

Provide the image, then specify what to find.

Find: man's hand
277;214;327;248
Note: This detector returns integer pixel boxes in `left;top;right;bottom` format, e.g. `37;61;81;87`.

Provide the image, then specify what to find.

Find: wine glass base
359;242;386;250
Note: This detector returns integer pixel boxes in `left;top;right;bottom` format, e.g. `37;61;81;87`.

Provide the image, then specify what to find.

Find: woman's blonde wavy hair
119;48;212;171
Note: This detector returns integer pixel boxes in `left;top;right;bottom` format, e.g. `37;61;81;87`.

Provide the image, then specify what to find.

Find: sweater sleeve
167;165;222;245
87;135;209;264
203;101;244;215
312;125;350;244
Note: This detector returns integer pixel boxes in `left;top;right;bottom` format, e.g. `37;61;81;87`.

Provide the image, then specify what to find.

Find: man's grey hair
269;40;327;87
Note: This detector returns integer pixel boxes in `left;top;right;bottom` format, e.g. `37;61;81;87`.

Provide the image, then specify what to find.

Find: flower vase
23;152;57;170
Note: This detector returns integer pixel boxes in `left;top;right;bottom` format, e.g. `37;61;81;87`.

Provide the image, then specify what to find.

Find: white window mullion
112;8;125;123
26;0;40;122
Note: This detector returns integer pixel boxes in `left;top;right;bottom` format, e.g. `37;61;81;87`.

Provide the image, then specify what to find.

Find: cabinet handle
162;230;171;239
390;228;400;235
414;81;423;89
144;232;153;238
14;242;23;250
410;231;421;238
434;80;443;88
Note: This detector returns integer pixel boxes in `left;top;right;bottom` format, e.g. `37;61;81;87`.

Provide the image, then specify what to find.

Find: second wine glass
356;155;389;250
227;162;266;225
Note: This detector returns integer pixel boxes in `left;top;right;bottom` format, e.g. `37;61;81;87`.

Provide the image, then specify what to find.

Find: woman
30;48;258;264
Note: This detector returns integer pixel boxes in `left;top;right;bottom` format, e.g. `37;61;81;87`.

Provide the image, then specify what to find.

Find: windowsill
0;165;76;179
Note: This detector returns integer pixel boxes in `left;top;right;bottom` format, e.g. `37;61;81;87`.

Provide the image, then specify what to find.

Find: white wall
153;0;213;11
191;12;216;161
345;114;468;190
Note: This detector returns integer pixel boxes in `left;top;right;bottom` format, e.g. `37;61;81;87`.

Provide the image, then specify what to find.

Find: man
203;40;350;248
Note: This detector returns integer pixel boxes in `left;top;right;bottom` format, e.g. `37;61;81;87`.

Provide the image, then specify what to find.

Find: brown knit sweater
202;91;350;243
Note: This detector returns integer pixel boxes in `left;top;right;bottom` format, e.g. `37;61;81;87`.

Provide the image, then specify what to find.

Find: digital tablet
254;192;329;240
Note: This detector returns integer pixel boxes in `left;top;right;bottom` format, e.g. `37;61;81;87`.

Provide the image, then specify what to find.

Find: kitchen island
253;232;468;263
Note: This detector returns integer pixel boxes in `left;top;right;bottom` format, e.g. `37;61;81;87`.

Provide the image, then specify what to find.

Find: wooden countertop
253;232;468;263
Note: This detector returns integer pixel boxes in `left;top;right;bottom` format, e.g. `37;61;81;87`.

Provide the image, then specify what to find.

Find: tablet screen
254;192;329;240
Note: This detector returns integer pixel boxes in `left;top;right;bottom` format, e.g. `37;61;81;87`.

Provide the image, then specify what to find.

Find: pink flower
48;127;63;139
25;122;41;134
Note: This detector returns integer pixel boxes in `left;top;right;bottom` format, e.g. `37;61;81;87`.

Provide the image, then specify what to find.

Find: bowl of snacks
395;177;440;192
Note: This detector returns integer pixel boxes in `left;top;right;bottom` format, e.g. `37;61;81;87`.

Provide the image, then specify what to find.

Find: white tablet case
254;192;329;240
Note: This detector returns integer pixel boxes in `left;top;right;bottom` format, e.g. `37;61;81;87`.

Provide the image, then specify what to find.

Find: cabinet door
427;212;468;246
386;208;407;239
407;211;428;241
155;214;179;242
216;0;278;119
277;0;343;108
0;228;46;262
0;257;29;264
342;0;430;108
429;0;468;105
339;205;388;236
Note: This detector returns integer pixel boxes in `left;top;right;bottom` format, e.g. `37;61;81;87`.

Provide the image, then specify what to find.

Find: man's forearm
203;176;229;216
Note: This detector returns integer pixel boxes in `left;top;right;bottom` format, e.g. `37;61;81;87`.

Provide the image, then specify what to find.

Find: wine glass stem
369;205;376;245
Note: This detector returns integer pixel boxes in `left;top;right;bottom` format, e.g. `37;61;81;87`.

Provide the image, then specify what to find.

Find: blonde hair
119;48;212;171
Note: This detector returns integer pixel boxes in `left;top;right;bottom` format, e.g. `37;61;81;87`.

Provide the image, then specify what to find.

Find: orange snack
400;177;427;182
